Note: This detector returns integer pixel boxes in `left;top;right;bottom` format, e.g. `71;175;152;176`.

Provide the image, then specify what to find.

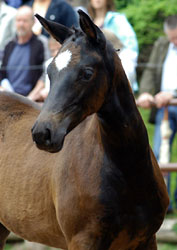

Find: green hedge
115;0;177;78
120;0;177;49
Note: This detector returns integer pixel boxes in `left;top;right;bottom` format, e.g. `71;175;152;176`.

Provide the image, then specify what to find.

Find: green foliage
120;0;177;51
115;0;177;72
114;0;133;10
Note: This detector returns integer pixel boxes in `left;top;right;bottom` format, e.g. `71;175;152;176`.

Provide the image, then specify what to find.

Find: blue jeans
153;106;177;210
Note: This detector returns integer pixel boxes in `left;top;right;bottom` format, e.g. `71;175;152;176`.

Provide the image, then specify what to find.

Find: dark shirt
5;0;22;8
7;41;31;96
27;0;78;37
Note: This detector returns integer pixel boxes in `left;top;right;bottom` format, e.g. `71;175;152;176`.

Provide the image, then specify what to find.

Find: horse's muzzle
31;120;66;153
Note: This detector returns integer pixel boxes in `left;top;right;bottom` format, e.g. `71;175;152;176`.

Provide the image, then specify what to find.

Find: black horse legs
0;223;10;250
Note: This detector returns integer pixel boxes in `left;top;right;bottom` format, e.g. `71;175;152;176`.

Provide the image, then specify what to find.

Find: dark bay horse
0;10;168;250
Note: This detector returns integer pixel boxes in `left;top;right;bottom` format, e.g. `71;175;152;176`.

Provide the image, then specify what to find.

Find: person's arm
137;93;155;109
27;79;45;102
137;39;163;108
0;44;9;82
154;91;173;108
139;38;162;95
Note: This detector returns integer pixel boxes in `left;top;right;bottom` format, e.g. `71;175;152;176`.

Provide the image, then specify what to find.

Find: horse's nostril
32;127;52;147
44;128;51;146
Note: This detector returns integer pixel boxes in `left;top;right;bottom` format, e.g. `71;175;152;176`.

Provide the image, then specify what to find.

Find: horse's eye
82;68;93;81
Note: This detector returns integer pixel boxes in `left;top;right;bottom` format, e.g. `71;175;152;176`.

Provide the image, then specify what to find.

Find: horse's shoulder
63;114;102;160
72;114;99;142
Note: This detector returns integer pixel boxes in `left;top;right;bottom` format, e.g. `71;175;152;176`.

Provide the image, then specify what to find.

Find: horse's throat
97;87;150;167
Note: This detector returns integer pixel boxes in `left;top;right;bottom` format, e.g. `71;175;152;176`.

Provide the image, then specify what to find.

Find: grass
172;222;177;233
158;243;177;250
139;107;177;161
4;242;177;250
139;108;177;250
4;243;58;250
4;245;15;250
138;107;155;147
139;108;177;208
4;246;11;250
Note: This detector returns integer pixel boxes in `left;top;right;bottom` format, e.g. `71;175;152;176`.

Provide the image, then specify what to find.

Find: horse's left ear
35;14;73;44
78;10;106;50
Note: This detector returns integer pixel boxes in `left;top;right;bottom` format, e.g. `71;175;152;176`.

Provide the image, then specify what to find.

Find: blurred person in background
5;0;30;7
29;36;61;101
0;0;17;64
87;0;139;92
102;28;136;86
26;0;78;37
0;6;45;98
5;0;22;8
137;15;177;213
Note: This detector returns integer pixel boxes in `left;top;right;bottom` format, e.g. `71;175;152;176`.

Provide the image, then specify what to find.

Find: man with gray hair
0;5;46;98
137;15;177;213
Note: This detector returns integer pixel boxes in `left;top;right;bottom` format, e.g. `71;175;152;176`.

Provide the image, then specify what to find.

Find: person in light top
87;0;139;92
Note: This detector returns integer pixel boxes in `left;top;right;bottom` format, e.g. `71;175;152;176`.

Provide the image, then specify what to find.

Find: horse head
32;10;119;153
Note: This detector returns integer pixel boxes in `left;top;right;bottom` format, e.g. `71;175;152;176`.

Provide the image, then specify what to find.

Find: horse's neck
97;67;152;174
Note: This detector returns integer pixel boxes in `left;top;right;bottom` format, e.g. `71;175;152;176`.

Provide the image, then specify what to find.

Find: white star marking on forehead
55;50;72;72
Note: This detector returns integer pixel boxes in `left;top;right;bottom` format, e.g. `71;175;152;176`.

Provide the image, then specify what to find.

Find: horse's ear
78;10;106;50
35;14;73;44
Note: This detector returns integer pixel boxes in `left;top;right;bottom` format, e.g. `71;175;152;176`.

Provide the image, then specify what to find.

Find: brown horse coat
0;91;168;250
